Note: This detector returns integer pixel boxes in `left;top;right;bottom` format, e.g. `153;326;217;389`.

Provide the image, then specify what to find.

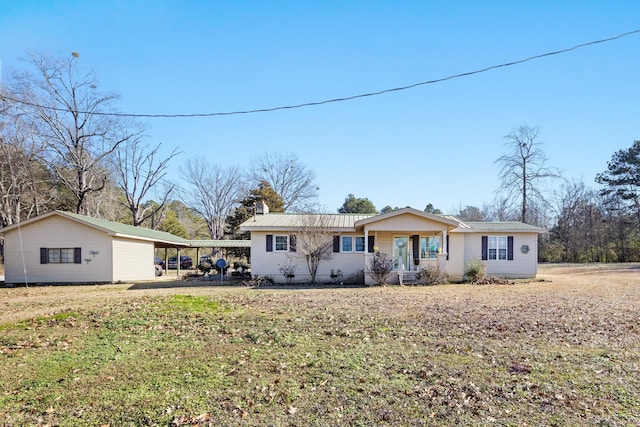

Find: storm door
393;236;409;270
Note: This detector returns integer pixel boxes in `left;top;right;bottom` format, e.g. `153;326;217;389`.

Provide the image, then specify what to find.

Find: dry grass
1;264;640;425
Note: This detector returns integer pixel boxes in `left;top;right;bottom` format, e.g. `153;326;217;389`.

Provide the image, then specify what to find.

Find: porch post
443;230;448;255
438;230;448;273
364;228;369;271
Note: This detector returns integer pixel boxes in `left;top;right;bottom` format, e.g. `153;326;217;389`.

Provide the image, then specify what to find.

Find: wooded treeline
1;54;639;264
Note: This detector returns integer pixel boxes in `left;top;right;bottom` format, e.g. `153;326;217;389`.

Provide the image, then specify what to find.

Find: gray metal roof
188;240;251;248
240;213;376;231
240;212;545;234
462;222;546;233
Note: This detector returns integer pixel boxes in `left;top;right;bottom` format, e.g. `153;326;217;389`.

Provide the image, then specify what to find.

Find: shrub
367;251;394;286
464;258;486;282
417;265;448;285
278;259;297;284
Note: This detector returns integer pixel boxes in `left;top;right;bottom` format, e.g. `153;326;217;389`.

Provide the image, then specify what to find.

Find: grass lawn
1;264;639;426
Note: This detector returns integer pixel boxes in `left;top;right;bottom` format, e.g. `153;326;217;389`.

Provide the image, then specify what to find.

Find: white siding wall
4;216;113;284
366;215;448;232
250;232;365;283
482;233;538;278
457;232;539;279
445;234;467;281
249;229;539;284
112;238;156;282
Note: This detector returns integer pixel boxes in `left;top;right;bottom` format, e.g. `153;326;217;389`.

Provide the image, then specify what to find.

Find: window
419;236;441;259
41;247;81;264
488;236;507;260
342;236;353;252
275;235;288;252
341;236;365;252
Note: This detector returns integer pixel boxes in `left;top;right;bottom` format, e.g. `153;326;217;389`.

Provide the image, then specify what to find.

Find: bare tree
10;53;138;214
548;179;605;262
247;152;318;211
495;125;559;224
0;93;57;226
181;158;245;239
293;214;334;283
112;137;180;226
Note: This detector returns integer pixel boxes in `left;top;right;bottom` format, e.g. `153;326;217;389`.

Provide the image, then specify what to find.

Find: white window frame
48;248;74;264
488;236;507;261
341;236;353;252
419;236;441;259
274;235;289;252
341;236;365;253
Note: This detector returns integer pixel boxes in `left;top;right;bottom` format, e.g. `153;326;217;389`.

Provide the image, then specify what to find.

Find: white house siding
364;215;448;233
250;232;302;283
4;216;113;284
446;233;467;281
242;210;542;284
482;233;538;278
112;237;156;282
457;232;538;279
251;232;365;283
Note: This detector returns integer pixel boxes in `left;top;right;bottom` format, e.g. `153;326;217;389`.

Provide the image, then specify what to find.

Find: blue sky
1;1;639;214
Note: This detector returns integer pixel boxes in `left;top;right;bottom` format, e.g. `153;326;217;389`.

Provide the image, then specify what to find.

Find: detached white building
240;204;544;285
0;210;190;285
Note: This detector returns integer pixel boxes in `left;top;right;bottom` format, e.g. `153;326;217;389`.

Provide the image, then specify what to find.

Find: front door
393;236;409;270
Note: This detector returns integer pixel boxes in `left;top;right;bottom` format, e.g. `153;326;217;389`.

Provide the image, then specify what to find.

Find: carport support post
164;248;168;274
177;248;181;276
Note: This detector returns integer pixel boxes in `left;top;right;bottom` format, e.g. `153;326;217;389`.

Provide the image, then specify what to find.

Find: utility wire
1;29;639;119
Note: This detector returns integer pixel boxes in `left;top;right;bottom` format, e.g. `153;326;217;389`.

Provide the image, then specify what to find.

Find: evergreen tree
227;181;285;240
338;194;377;214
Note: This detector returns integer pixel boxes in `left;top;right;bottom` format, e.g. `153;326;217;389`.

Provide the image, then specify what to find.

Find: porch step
400;272;419;285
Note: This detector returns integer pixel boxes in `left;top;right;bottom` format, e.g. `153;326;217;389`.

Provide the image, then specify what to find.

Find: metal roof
188;240;251;248
462;222;546;233
240;212;545;234
0;211;253;247
240;213;376;231
0;211;191;246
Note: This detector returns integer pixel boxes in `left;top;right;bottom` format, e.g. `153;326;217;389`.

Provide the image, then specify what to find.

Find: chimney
255;201;269;215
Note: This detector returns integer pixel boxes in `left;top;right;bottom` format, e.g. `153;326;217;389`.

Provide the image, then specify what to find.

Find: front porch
362;231;449;285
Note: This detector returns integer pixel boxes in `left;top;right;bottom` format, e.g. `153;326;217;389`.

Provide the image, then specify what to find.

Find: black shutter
412;235;419;260
266;234;273;252
507;236;514;260
446;235;449;261
368;235;375;253
481;236;488;261
74;247;82;264
333;236;340;252
289;235;297;252
40;247;48;264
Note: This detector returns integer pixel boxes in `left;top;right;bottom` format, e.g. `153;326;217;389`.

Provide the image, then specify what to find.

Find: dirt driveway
1;263;638;324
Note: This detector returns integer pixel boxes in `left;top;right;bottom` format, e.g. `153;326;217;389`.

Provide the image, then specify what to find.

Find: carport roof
188;240;251;248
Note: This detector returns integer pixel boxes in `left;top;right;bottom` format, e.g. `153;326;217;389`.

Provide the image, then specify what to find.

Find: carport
155;239;251;276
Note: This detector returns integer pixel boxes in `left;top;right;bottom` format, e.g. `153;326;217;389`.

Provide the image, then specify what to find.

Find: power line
1;29;639;119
